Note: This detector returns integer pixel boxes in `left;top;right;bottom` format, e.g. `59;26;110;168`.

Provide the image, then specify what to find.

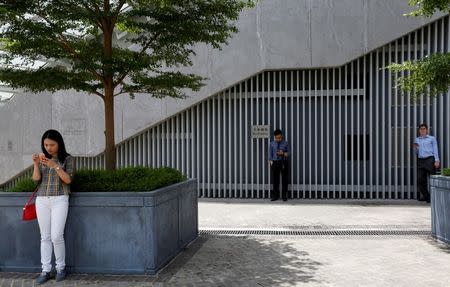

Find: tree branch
31;11;105;85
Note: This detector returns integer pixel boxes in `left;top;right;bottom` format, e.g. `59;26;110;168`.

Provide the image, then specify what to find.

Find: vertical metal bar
138;134;142;166
239;82;243;197
394;39;399;199
218;93;222;197
267;71;271;198
446;16;450;171
325;69;330;198
180;114;184;175
286;70;291;198
308;70;312;198
250;78;254;198
203;101;207;197
153;127;156;168
404;34;410;198
186;110;190;177
381;46;386;199
262;72;266;198
228;89;233;198
332;68;336;198
290;70;294;198
256;74;260;198
412;30;419;199
433;21;438;138
338;67;342;198
176;115;180;171
439;18;445;176
207;98;211;197
296;71;300;198
320;69;324;198
245;79;249;198
234;86;237;198
356;55;366;198
212;95;216;197
162;122;166;167
344;65;348;197
388;41;393;199
223;92;227;197
196;103;200;196
356;58;361;198
350;60;359;198
146;130;151;167
314;69;318;198
370;51;374;198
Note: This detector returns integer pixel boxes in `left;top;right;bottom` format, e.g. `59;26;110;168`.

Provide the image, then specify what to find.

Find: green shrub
7;167;186;192
442;168;450;177
71;166;187;192
10;178;37;192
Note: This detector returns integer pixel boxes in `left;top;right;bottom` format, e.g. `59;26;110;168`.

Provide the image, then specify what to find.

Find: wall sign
251;125;270;139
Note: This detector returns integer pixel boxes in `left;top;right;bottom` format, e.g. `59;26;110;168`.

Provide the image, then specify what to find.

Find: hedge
8;167;186;192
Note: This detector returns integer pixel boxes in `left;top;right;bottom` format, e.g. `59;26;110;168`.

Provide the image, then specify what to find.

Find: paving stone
2;201;450;286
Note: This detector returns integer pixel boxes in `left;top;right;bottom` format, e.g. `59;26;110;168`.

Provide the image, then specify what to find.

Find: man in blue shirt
268;129;289;201
414;123;440;203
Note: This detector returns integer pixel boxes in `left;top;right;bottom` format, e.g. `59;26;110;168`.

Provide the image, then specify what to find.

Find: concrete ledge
0;179;198;275
430;176;450;244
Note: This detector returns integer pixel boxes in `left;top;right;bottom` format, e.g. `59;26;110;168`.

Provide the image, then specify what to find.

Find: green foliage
71;166;186;192
389;0;450;99
406;0;450;16
7;167;186;192
0;0;254;98
388;53;450;101
442;168;450;176
10;178;37;192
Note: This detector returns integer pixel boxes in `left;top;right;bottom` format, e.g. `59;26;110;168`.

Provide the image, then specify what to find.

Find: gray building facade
1;1;449;199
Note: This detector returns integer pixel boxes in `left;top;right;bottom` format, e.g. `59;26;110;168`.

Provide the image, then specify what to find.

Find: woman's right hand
32;153;40;164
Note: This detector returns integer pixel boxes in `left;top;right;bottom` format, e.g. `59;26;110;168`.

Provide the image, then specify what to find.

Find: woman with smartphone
31;130;74;284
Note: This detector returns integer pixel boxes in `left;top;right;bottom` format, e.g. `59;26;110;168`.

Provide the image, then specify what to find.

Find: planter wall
0;179;198;275
430;175;450;244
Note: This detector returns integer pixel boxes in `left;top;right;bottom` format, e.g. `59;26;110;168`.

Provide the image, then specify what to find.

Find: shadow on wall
156;236;325;285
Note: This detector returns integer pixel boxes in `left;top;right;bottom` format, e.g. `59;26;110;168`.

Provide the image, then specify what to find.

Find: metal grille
2;16;450;199
199;229;430;237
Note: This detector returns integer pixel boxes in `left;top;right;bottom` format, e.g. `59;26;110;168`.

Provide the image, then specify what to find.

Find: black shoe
56;269;66;282
270;198;278;201
36;272;52;285
282;197;287;201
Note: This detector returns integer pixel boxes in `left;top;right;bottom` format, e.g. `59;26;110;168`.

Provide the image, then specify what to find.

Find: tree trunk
103;12;116;170
103;84;116;170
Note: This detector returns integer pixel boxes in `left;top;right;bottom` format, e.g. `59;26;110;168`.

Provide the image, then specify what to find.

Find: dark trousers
417;157;435;202
271;160;289;199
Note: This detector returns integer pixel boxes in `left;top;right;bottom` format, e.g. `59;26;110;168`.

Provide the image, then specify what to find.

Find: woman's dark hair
274;129;283;136
41;129;70;162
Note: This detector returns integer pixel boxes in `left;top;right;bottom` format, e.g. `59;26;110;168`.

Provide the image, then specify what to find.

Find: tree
389;0;450;100
0;0;253;169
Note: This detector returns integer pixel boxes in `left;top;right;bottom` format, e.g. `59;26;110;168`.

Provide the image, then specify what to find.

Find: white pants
36;195;69;272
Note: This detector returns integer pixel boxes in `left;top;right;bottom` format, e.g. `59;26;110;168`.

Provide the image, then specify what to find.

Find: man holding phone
414;123;440;203
268;129;289;201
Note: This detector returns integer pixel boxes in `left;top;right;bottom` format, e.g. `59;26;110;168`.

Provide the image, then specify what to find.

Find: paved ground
2;199;450;287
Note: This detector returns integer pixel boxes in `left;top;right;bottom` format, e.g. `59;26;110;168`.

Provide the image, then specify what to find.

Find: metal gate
72;16;450;199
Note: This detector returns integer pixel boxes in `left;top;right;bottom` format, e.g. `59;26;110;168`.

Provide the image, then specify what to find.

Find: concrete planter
430;175;450;244
0;179;198;275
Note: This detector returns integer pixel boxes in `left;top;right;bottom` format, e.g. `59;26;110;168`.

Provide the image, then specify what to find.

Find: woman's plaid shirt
34;156;75;196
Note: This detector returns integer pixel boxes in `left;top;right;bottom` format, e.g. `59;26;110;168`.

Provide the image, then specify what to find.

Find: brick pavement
2;200;450;287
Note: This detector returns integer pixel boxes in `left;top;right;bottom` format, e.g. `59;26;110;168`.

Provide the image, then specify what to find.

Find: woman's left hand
40;157;58;168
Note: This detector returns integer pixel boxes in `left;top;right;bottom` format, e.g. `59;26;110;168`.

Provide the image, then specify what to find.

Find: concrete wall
0;0;442;182
0;179;198;274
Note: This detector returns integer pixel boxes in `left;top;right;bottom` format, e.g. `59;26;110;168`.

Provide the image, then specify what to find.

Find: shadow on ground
156;235;325;286
0;235;324;286
425;236;450;254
